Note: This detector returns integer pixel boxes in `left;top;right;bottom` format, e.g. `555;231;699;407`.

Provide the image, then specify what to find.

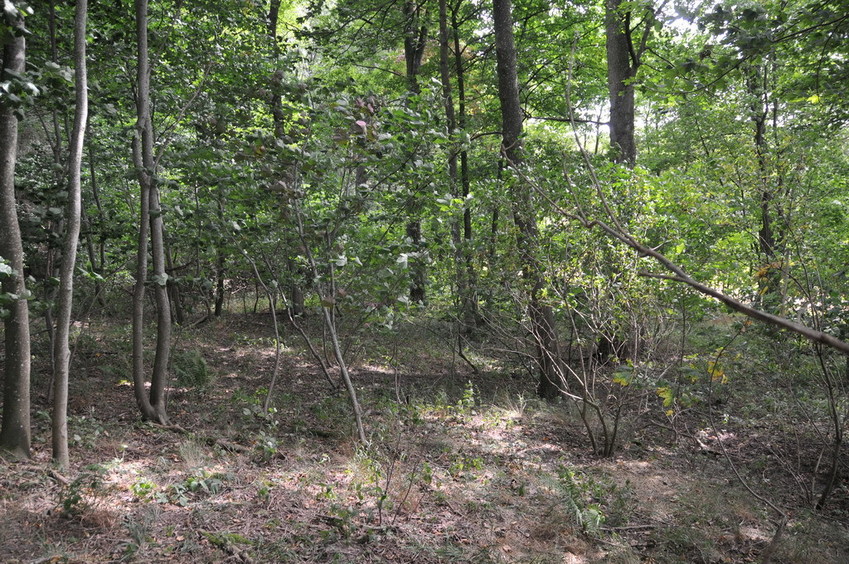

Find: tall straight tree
0;4;31;458
449;0;479;329
51;0;89;468
403;0;429;304
492;0;563;399
131;0;170;424
437;0;477;329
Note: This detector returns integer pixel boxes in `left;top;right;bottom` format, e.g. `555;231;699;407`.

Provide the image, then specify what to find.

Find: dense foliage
1;0;848;546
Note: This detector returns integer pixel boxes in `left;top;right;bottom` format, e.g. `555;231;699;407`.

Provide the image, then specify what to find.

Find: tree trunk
86;140;107;305
0;13;31;458
438;0;469;326
605;0;637;165
492;0;563;399
214;249;226;317
131;0;168;424
746;63;782;311
450;0;479;329
164;238;184;325
43;0;65;403
404;0;428;304
51;0;89;469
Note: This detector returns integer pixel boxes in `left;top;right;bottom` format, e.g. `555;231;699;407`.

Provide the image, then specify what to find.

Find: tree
0;2;32;458
605;0;657;165
131;0;169;424
492;0;563;399
403;0;430;305
50;0;88;469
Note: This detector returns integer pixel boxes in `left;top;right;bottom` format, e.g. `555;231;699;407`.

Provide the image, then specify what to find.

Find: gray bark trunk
52;0;89;469
131;0;168;424
492;0;563;399
0;17;31;458
605;0;637;165
404;0;428;304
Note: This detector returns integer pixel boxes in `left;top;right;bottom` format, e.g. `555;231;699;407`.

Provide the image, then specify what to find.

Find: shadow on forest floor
1;312;848;563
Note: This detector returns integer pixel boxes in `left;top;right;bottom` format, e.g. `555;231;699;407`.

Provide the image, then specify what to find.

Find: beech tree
51;0;88;468
131;0;170;424
0;2;31;458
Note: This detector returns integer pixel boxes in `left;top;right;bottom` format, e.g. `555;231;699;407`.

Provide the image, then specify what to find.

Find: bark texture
131;0;169;424
493;0;563;399
0;19;31;458
404;0;428;304
52;0;89;468
605;0;643;165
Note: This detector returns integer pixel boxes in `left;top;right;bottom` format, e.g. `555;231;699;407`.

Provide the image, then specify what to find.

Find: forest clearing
2;0;849;562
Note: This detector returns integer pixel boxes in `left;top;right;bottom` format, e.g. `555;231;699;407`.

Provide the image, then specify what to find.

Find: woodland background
1;0;848;562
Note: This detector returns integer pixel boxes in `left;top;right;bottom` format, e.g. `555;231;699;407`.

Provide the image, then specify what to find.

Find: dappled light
2;0;849;561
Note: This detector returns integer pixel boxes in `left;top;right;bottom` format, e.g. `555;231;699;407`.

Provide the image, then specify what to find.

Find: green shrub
172;348;212;389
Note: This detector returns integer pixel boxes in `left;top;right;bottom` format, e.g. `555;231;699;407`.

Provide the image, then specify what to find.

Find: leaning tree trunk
51;0;89;469
492;0;563;399
131;0;168;424
0;11;31;458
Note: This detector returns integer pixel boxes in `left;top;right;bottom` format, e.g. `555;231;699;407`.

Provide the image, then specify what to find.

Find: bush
172;348;212;389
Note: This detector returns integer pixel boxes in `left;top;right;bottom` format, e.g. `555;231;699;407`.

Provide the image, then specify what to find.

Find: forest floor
1;311;848;563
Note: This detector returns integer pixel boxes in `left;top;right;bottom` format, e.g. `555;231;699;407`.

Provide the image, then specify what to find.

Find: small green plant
167;471;226;506
131;479;157;501
457;380;476;412
557;466;606;534
256;429;279;459
448;454;484;479
256;480;272;502
58;464;107;518
69;413;106;449
420;461;433;486
172;348;212;388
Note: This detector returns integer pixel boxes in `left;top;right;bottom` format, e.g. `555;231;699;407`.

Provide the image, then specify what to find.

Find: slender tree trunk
450;0;479;328
43;0;65;403
267;0;285;137
746;63;782;310
438;0;470;327
214;249;226;317
132;0;168;424
86;140;107;305
0;13;31;458
149;184;171;417
602;0;656;357
266;0;306;315
164;237;184;325
492;0;563;399
404;0;428;304
51;0;89;469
